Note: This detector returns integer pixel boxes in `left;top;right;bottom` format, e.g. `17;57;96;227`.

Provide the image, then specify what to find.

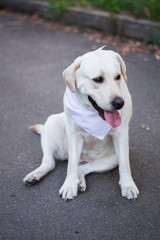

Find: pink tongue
104;110;121;128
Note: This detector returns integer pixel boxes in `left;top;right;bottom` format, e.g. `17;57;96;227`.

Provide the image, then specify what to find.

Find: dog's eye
115;74;121;81
92;76;104;84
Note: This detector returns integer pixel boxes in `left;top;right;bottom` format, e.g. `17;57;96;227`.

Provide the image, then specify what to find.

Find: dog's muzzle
88;95;123;128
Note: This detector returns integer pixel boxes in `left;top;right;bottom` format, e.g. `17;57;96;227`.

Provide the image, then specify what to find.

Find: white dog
23;48;139;200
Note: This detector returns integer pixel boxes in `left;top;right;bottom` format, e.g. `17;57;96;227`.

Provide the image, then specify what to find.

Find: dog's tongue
104;110;121;128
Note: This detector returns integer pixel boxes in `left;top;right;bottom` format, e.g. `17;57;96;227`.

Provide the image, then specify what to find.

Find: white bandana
64;82;123;140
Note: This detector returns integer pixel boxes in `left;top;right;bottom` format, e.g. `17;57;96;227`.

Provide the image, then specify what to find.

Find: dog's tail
28;124;44;135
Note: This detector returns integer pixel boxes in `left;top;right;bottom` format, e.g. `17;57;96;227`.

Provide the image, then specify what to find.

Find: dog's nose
111;97;124;110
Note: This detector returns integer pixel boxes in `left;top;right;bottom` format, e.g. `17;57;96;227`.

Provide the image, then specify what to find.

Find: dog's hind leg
78;154;118;192
23;143;56;185
23;154;55;185
23;113;67;185
23;129;55;185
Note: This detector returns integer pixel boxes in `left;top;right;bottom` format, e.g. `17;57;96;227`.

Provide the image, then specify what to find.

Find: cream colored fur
23;49;139;200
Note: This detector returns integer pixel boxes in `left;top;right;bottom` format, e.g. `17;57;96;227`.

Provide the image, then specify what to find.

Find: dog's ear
117;54;128;81
63;56;82;92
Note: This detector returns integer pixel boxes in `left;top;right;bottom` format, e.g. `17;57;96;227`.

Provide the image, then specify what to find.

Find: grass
40;0;160;21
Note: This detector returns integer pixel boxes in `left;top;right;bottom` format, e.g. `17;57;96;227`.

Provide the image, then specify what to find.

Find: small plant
144;27;160;45
45;0;68;21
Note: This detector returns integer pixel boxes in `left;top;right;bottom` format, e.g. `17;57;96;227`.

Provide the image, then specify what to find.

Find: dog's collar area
88;96;105;120
64;87;113;139
64;79;124;139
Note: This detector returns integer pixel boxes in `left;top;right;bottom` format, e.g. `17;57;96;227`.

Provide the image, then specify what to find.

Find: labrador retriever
23;48;139;200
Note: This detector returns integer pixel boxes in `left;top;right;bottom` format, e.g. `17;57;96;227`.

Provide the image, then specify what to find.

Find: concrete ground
0;12;160;240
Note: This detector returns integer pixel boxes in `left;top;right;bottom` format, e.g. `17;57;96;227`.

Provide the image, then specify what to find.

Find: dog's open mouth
88;96;121;128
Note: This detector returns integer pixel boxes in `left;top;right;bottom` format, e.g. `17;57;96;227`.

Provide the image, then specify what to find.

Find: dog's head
63;49;127;126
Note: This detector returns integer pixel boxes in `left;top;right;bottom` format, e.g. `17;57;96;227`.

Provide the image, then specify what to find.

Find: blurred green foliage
0;1;4;9
47;0;160;21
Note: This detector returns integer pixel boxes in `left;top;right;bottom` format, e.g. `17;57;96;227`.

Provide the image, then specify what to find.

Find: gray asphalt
0;13;160;240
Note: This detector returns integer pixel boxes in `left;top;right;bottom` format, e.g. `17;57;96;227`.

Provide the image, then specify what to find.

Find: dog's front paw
59;177;79;200
120;177;139;200
23;171;42;185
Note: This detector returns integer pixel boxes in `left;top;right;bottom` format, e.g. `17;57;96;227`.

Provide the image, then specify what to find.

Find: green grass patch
41;0;160;21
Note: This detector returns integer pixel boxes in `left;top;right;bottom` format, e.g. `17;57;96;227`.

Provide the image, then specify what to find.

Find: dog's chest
81;133;114;161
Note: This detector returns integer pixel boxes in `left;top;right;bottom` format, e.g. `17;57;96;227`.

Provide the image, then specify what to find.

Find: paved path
0;13;160;240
